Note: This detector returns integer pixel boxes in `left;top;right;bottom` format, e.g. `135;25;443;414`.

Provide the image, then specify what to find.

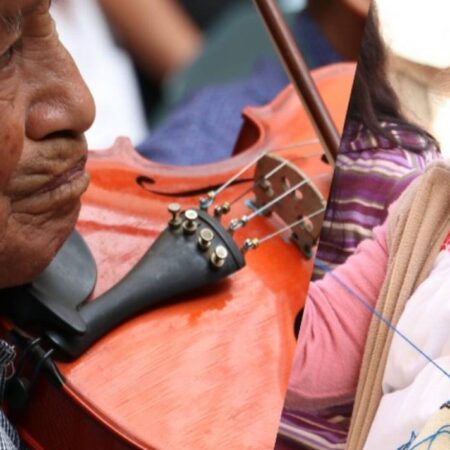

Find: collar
340;121;437;154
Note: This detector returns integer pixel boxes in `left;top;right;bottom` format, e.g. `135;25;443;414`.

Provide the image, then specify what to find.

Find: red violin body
8;63;355;450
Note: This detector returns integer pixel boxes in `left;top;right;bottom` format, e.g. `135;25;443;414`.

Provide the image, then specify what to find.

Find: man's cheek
0;202;81;288
0;121;24;190
0;214;54;288
0;197;10;251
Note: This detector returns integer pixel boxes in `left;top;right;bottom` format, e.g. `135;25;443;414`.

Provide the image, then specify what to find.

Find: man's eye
0;45;17;68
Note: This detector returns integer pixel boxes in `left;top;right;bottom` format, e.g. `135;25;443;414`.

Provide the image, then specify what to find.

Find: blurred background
53;1;450;159
51;0;366;159
377;0;450;158
51;0;307;149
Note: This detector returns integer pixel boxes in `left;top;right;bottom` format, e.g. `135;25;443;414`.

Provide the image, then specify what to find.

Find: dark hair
320;4;440;271
346;4;439;150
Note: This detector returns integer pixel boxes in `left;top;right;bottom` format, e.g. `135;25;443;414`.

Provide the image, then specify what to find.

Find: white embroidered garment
364;233;450;449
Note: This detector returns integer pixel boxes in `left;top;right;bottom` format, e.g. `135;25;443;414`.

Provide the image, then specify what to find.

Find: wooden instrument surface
16;63;355;450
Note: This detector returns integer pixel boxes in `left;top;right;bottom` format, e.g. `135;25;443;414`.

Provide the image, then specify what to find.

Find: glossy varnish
13;64;355;450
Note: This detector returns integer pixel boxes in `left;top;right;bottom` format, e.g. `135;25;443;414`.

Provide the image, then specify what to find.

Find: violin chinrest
0;231;97;335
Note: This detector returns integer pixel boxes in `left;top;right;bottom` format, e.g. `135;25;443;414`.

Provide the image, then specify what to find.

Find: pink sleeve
285;222;389;410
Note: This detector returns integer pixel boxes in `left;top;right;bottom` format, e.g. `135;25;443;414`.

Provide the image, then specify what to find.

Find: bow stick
252;0;340;166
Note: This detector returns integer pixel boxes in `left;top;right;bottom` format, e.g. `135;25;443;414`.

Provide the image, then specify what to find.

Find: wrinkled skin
0;0;95;288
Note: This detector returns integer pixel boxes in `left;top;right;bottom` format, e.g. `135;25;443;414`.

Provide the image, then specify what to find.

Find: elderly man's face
0;0;95;288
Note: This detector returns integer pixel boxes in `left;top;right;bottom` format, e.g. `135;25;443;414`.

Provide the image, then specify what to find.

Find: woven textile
314;121;440;280
0;341;21;450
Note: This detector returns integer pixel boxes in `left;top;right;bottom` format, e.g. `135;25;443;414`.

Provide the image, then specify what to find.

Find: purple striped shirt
277;121;441;450
313;121;440;280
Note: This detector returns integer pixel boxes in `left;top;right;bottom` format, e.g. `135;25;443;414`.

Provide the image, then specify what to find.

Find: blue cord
409;426;450;449
398;431;417;450
313;260;450;382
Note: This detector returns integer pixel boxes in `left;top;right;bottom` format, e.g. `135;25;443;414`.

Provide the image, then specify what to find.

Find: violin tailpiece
42;209;246;359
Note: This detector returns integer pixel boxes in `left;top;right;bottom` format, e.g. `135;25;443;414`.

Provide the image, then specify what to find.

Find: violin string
262;159;290;180
228;160;289;207
258;206;326;244
244;212;450;384
314;259;450;382
271;142;321;156
229;183;258;207
228;154;327;208
208;139;320;203
244;178;308;222
408;426;450;450
271;144;322;160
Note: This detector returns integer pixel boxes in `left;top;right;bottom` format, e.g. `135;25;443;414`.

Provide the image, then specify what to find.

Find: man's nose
25;45;96;141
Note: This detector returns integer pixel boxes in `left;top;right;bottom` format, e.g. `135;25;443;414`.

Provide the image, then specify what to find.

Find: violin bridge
253;154;326;258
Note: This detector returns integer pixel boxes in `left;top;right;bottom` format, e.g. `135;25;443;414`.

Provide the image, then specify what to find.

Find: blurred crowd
51;0;263;148
51;0;450;159
50;0;366;153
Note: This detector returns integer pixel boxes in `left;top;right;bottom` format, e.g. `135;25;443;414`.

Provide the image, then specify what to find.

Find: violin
0;1;355;449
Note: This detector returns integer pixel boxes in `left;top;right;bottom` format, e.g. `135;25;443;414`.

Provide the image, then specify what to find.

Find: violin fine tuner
198;228;214;251
183;209;199;234
210;246;228;269
168;203;183;229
